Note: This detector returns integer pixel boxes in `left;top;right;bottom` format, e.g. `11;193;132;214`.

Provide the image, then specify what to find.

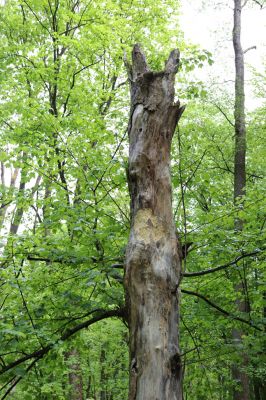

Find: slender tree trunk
0;166;19;230
99;348;107;400
232;1;249;399
9;170;41;235
233;0;246;206
10;153;27;235
67;349;83;400
124;45;184;400
253;376;266;400
253;289;266;400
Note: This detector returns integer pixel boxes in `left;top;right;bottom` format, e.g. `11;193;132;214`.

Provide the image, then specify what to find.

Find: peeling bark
124;45;184;400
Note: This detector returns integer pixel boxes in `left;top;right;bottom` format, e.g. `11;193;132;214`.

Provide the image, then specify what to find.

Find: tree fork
124;45;185;400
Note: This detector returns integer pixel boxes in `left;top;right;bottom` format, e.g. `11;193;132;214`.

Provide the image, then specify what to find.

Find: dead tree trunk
232;1;249;399
124;44;184;400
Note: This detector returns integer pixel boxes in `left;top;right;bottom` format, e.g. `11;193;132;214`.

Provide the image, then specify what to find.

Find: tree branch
213;103;235;127
22;0;51;35
0;356;42;400
252;0;265;8
0;308;123;377
241;0;249;8
243;45;257;54
181;289;262;331
183;250;264;277
62;59;102;116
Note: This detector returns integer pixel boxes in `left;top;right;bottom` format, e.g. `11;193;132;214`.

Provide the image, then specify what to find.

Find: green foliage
7;320;128;400
173;98;266;398
0;0;265;399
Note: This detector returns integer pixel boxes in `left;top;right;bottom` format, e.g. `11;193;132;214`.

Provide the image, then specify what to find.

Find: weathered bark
124;45;184;400
232;1;249;399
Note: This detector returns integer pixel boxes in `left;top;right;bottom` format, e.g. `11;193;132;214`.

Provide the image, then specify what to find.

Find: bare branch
93;129;127;193
1;354;46;400
243;45;257;54
22;1;51;35
110;263;124;269
216;145;233;174
1;120;14;130
181;289;262;331
184;149;208;187
252;0;265;8
62;59;102;116
241;0;249;8
0;308;123;377
213;103;235;127
183;250;264;277
0;295;9;312
181;316;201;360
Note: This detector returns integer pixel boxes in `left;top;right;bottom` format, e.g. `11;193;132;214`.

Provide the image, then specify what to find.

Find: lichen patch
133;209;166;244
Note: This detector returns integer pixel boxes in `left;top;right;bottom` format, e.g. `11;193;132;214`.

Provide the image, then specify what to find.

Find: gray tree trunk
9;153;27;235
232;1;249;399
124;44;184;400
233;0;246;206
67;349;83;400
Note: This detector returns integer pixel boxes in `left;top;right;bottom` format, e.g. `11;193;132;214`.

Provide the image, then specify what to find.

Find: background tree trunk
124;44;184;400
232;1;249;399
99;348;107;400
67;349;83;400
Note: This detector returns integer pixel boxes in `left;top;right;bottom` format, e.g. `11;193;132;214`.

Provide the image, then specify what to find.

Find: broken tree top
126;44;185;216
127;44;185;134
131;44;180;79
